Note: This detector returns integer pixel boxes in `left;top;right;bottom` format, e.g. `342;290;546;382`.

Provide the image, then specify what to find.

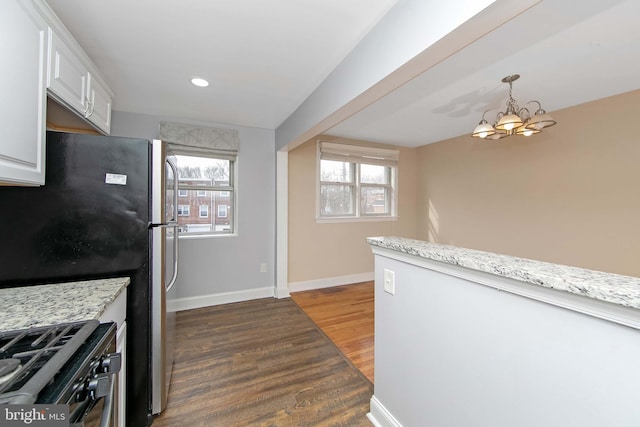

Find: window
171;154;236;235
318;141;398;220
159;121;239;236
178;189;187;197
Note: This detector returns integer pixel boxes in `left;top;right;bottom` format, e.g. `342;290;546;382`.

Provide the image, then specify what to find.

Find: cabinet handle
83;97;90;115
86;99;95;118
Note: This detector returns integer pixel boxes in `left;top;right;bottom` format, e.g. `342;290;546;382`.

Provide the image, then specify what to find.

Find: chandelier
472;74;556;140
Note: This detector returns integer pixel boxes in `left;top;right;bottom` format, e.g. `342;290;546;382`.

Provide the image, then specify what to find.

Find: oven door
68;376;116;427
67;344;120;427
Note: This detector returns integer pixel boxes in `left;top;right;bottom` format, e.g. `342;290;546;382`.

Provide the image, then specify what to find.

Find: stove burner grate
0;358;20;385
0;320;99;405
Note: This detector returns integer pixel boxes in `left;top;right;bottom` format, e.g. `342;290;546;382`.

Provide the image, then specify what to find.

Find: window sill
178;233;237;240
315;216;397;224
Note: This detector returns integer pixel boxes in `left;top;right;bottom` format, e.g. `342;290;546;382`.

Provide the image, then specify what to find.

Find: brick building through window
177;178;231;233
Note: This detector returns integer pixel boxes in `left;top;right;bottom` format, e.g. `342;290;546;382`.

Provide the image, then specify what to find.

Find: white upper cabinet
45;18;113;135
0;0;48;185
0;0;115;186
47;29;89;117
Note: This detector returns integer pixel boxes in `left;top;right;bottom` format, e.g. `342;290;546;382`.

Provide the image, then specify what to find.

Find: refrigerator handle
166;156;179;292
166;156;179;223
166;224;179;292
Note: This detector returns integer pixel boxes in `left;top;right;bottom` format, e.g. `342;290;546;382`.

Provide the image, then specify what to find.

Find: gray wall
111;110;276;301
372;253;640;427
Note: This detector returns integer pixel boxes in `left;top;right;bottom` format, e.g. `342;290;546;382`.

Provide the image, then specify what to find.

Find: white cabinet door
115;320;127;427
47;28;90;115
0;0;48;185
47;28;112;135
99;290;127;427
87;74;112;134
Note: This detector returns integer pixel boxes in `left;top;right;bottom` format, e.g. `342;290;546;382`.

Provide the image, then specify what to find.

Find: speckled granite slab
0;277;129;331
367;236;640;310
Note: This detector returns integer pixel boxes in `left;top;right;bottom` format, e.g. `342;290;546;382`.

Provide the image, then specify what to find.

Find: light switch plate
383;269;395;295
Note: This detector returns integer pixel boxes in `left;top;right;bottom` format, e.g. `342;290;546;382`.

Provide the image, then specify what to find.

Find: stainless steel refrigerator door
151;140;179;415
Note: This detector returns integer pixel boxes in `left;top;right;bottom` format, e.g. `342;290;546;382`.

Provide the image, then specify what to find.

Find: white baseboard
167;272;374;310
168;286;275;312
368;396;403;427
275;286;290;299
288;272;374;293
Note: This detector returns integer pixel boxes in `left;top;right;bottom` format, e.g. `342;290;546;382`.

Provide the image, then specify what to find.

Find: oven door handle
99;375;116;427
68;373;116;427
69;397;94;426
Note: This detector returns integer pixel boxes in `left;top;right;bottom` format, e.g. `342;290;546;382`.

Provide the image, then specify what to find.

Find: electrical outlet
383;269;395;295
260;263;267;273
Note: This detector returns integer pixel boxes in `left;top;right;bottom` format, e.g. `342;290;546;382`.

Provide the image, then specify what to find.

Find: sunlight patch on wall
428;199;440;242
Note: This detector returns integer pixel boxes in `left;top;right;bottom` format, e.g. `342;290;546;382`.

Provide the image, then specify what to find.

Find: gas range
0;320;120;425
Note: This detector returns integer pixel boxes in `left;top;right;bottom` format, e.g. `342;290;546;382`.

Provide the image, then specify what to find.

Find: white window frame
316;141;398;223
170;153;237;237
217;204;228;218
360;164;394;216
178;205;190;216
199;204;209;218
160;121;239;238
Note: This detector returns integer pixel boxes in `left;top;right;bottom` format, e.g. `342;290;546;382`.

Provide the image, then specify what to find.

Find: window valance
158;121;239;160
319;141;398;167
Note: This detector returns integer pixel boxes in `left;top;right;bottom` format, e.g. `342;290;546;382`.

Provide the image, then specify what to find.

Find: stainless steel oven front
62;323;120;426
0;320;121;427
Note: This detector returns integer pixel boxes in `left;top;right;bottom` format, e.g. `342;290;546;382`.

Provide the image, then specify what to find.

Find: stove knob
87;373;112;399
100;352;122;374
75;381;88;402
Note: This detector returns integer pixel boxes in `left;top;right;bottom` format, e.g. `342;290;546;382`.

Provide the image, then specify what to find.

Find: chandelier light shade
486;130;508;140
472;74;557;140
495;113;523;131
525;108;557;130
471;113;496;138
516;126;540;137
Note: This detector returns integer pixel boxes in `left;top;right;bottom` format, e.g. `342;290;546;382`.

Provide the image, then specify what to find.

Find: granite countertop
367;236;640;310
0;277;129;331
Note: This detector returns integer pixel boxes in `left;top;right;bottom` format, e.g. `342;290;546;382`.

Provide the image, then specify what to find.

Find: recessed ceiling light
191;77;209;87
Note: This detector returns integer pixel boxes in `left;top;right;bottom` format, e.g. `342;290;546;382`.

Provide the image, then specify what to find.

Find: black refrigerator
0;131;178;427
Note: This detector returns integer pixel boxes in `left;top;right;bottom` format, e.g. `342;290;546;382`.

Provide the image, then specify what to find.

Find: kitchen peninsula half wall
367;236;640;427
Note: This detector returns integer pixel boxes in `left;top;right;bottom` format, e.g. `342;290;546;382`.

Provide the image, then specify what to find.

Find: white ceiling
46;0;640;148
45;0;398;129
328;0;640;146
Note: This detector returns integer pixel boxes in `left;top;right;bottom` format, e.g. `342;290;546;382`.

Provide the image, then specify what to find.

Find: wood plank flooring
152;298;373;427
290;282;374;383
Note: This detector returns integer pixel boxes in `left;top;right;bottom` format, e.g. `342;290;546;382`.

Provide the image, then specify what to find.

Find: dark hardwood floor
152;297;373;427
290;282;374;383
